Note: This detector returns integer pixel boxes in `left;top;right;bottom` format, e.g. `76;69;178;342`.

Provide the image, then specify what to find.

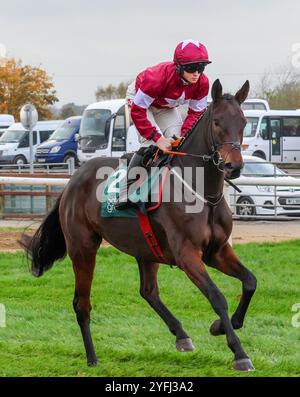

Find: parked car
230;155;300;217
0;120;63;165
35;116;81;165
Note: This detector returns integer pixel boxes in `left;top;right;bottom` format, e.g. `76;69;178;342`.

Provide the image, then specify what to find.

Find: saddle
120;144;170;171
101;137;184;219
141;136;184;169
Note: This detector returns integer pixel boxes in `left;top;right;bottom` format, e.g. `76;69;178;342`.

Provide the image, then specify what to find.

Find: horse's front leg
137;259;194;352
208;243;257;336
177;241;255;372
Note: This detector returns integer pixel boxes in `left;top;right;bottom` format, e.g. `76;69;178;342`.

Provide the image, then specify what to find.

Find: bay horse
21;79;257;372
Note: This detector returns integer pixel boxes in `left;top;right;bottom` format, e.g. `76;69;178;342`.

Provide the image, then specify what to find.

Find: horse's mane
178;92;235;152
187;92;236;132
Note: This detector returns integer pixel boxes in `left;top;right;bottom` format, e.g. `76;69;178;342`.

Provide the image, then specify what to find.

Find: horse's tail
19;195;66;277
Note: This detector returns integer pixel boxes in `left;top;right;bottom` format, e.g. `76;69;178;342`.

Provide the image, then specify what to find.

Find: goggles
182;63;206;74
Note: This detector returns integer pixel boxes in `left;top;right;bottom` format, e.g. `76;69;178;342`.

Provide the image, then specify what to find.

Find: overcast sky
1;0;300;106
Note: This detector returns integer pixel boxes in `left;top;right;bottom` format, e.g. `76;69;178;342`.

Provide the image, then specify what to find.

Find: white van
0;120;63;165
241;99;270;111
77;99;140;163
242;109;300;163
0;114;15;137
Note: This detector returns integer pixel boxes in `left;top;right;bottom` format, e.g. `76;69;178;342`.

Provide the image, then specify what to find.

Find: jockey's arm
131;96;162;142
181;75;209;135
130;73;173;151
131;99;173;150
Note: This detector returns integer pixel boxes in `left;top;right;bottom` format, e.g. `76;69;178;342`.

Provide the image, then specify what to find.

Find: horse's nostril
227;166;241;179
225;162;242;171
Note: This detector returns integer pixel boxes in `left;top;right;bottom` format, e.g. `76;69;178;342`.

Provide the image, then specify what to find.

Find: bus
77;99;140;164
242;109;300;163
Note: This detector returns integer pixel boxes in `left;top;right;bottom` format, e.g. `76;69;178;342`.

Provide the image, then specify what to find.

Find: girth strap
137;209;168;264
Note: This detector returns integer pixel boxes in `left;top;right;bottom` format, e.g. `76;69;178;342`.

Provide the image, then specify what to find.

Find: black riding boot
115;152;144;210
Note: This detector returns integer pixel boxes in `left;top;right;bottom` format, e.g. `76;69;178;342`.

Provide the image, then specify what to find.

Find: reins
152;105;242;199
167;106;241;170
154;103;241;193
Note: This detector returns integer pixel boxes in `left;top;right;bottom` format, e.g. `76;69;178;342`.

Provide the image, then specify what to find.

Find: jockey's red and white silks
130;62;209;142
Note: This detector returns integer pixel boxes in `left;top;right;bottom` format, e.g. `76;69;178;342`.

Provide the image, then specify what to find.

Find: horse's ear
235;80;250;104
211;79;223;103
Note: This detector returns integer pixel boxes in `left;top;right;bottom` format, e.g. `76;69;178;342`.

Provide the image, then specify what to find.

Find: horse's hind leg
208;243;257;337
68;234;102;366
137;259;194;352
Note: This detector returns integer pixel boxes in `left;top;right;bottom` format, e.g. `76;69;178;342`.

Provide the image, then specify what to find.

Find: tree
59;102;87;119
0;58;58;120
60;103;77;119
255;64;300;109
95;81;129;101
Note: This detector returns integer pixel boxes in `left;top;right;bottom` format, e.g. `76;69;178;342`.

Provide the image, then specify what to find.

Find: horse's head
210;79;249;179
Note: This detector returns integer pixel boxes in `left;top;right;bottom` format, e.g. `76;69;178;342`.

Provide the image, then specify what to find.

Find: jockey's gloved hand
157;136;174;151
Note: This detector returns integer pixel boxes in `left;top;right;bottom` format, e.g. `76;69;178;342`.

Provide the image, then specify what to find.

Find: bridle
161;104;243;199
210;141;242;173
166;105;242;174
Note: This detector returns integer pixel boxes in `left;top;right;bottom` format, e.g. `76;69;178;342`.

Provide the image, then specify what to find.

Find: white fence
0;176;69;186
0;158;76;175
0;165;300;220
229;173;300;220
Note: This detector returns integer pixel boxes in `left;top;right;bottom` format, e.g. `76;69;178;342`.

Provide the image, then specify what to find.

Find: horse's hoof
87;359;99;367
176;338;195;352
233;358;255;372
209;319;225;336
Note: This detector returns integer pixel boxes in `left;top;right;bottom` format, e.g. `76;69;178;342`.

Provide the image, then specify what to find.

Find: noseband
210;141;242;173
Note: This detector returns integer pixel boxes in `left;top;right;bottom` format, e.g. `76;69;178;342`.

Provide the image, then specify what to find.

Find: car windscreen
242;162;286;176
50;125;75;141
243;117;259;138
0;129;26;143
79;109;111;149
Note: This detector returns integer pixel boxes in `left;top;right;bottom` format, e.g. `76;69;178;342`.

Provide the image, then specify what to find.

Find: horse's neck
203;161;224;199
174;112;224;198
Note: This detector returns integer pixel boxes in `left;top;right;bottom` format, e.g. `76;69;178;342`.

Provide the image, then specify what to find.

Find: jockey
115;39;211;210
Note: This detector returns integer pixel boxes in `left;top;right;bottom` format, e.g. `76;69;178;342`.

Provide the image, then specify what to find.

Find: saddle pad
101;164;163;218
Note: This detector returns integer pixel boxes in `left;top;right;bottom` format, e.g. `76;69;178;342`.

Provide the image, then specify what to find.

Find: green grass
0;241;300;377
0;226;36;232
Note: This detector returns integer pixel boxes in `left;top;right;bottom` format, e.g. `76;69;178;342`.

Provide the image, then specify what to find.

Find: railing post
0;184;4;216
46;184;52;215
274;164;278;219
67;157;75;175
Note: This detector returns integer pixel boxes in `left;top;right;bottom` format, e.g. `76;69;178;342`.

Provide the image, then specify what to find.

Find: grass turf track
0;241;299;377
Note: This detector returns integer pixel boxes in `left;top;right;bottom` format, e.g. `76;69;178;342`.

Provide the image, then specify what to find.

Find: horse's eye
214;119;219;126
